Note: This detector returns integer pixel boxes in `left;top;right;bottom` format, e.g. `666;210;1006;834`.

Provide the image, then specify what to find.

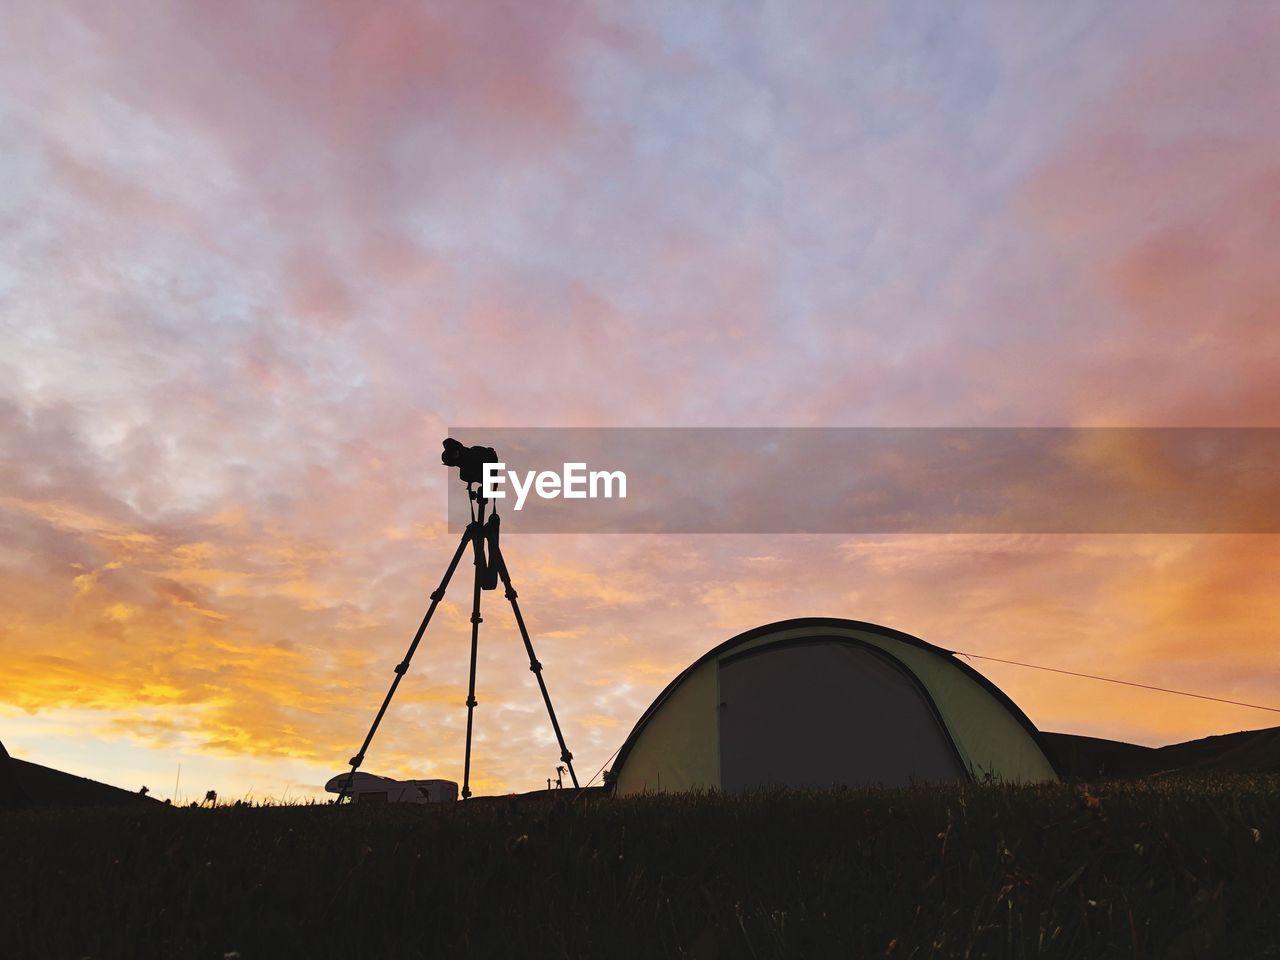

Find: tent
610;618;1058;795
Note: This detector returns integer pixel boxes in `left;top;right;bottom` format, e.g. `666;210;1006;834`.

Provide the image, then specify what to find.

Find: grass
3;775;1278;959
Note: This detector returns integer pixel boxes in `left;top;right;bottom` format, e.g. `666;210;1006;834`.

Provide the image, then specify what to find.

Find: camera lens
441;437;464;466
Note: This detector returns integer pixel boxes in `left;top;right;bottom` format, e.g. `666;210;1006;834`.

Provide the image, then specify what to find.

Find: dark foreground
3;777;1278;959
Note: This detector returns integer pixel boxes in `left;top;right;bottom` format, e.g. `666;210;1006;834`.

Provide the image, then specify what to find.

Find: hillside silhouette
1;741;157;808
1041;725;1280;779
5;727;1280;808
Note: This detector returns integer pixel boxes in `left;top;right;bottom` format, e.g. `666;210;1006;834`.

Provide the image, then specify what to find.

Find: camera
441;437;499;484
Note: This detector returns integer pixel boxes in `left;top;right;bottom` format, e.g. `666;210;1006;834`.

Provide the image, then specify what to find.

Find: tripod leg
493;547;580;788
338;525;472;803
460;521;487;800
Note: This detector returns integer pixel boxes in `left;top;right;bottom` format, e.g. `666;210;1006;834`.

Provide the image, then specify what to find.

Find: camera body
441;438;499;484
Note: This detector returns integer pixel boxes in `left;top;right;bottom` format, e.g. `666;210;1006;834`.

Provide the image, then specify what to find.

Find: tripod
338;483;578;801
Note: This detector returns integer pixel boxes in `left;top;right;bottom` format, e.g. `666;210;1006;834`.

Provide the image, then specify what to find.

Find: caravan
324;771;457;804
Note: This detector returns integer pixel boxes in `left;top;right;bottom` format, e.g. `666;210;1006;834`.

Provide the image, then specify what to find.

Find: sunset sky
2;1;1278;802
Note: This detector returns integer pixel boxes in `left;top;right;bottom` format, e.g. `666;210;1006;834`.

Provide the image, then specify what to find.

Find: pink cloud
1016;6;1280;426
4;1;1280;800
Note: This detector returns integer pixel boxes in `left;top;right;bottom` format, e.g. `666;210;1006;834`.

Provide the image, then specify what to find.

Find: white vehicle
324;771;458;804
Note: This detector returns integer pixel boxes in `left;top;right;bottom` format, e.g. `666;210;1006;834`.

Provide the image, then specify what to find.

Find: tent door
718;639;965;791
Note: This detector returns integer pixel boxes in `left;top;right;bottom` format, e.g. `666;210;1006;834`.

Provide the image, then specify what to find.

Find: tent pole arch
612;618;1058;795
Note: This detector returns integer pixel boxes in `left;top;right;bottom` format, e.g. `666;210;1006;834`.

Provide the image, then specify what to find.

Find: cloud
1017;3;1280;426
2;1;1279;798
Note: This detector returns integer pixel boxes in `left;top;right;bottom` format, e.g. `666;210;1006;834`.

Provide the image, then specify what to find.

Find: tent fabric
609;651;719;794
719;641;966;790
612;618;1058;795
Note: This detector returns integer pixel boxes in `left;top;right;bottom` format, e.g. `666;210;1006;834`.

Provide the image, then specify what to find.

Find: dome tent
611;618;1058;795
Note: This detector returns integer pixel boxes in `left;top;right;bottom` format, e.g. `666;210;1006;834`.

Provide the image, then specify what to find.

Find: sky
1;1;1278;802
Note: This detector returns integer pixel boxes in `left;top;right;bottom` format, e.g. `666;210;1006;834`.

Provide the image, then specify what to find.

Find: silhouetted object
339;439;578;801
138;785;149;796
0;739;30;808
1;742;159;807
610;618;1059;795
1041;726;1280;779
203;789;217;807
439;438;498;485
471;784;609;804
324;772;457;804
1038;733;1158;779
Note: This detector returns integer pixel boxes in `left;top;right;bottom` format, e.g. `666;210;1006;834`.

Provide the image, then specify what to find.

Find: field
3;776;1278;959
